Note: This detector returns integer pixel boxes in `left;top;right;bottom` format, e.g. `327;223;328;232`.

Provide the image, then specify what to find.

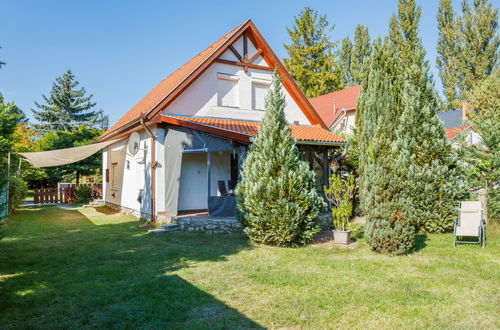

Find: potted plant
324;174;355;244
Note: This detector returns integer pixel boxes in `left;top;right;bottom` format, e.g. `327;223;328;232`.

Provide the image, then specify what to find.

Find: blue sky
0;0;457;124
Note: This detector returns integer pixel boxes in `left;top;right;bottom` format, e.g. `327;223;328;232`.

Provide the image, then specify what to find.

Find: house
94;20;345;223
308;85;361;134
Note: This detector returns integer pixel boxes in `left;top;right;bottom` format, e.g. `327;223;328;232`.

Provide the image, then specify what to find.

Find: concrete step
160;223;180;231
148;223;180;234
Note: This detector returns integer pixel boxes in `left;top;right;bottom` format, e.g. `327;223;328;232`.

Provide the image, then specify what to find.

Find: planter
333;229;351;244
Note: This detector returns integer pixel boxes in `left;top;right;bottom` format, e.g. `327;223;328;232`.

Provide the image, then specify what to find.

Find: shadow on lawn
412;234;428;253
0;207;262;329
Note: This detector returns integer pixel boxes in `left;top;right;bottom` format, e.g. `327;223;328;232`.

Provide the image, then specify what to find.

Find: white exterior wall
103;125;164;218
331;111;356;135
165;62;310;125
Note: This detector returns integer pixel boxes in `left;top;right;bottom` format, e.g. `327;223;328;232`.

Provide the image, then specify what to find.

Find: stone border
176;217;243;234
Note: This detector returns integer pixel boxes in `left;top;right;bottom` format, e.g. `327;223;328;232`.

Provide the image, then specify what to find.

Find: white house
94;20;346;223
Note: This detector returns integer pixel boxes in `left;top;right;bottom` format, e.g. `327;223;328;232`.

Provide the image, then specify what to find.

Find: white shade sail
18;139;123;168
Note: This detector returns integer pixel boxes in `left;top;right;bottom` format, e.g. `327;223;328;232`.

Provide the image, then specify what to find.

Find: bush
8;176;28;214
324;174;355;231
236;72;325;247
350;222;365;240
75;185;92;204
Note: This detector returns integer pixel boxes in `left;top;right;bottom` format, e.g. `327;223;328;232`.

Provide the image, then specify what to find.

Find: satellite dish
128;132;140;156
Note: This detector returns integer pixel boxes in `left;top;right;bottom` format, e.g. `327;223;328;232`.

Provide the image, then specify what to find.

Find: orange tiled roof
446;126;470;140
162;115;345;144
101;21;247;138
308;85;361;127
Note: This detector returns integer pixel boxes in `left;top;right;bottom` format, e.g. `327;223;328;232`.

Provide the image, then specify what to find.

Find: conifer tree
236;71;325;247
338;37;354;86
437;0;460;109
337;25;371;87
437;0;499;107
351;25;371;84
32;69;97;132
357;39;416;254
284;7;342;97
390;0;466;233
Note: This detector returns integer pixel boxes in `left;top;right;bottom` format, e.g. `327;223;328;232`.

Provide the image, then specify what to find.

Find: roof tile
308;85;361;127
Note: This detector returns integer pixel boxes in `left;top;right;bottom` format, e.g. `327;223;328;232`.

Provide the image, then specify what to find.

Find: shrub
8;176;28;214
350;222;365;240
236;71;326;247
324;174;355;231
75;185;92;204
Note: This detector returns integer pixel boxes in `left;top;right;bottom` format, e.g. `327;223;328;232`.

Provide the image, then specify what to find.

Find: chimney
332;101;337;114
461;101;469;123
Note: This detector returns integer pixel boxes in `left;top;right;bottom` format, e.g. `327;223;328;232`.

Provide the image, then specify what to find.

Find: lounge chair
454;201;486;248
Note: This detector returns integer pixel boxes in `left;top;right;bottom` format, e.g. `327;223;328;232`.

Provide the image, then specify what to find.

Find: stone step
148;229;169;234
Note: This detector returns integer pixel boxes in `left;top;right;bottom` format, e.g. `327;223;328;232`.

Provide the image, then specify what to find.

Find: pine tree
437;0;460;109
337;25;371;87
284;7;342;97
358;39;416;254
32;69;97;132
390;0;466;233
236;71;325;247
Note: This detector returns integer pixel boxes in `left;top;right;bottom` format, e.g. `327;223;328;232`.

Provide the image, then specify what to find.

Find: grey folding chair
454;201;486;248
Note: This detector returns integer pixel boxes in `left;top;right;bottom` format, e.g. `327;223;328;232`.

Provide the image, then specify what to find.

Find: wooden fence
34;183;102;205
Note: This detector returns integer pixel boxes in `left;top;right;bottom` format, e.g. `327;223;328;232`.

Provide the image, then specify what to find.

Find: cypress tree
236;71;325;247
32;69;97;132
283;7;342;97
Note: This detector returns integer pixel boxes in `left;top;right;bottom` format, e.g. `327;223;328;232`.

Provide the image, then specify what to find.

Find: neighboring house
439;106;481;147
94;20;345;222
308;85;361;134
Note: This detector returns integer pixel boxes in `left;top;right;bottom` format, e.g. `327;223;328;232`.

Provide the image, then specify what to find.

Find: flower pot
333;229;351;244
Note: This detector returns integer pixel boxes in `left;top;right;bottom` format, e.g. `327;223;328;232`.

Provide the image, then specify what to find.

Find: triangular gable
97;19;327;142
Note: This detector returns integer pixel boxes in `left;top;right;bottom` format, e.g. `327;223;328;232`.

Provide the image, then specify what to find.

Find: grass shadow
0;207;262;328
412;234;428;253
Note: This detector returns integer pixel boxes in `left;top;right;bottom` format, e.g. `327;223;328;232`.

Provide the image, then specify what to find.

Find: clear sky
0;0;459;124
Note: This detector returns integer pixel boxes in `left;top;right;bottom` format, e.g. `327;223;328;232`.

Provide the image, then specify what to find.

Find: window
217;73;238;107
252;82;270;110
111;162;118;190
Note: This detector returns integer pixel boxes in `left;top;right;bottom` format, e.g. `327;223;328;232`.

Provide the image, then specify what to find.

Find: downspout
333;142;349;163
140;117;158;223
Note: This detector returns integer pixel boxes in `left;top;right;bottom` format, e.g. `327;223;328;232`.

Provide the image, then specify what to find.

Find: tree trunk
76;171;80;184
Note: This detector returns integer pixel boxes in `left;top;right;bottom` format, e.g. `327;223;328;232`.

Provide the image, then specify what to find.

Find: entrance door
178;153;208;211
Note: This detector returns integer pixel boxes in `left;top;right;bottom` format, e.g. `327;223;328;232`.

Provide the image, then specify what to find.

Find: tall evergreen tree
338;37;354;86
358;39;416;254
32;69;97;132
437;0;499;108
437;0;460;109
283;7;342;97
337;25;371;87
458;0;499;95
390;0;466;233
351;25;371;84
236;71;325;247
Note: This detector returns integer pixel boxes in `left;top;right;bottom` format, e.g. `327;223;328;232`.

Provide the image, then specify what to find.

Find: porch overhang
160;114;346;147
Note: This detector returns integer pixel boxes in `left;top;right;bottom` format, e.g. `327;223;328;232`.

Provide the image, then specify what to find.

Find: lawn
0;206;498;329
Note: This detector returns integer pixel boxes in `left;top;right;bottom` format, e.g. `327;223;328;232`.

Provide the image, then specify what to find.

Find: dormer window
217;73;239;108
252;79;271;110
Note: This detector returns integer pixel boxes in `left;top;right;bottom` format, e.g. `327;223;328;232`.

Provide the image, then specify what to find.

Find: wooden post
34;188;39;204
49;189;54;204
323;149;329;188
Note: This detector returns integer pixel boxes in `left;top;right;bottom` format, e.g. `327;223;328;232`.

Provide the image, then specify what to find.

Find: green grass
0;206;498;329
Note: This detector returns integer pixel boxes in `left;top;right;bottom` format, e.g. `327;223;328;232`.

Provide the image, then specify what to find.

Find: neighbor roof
308;85;361;127
445;126;471;140
161;115;345;145
97;19;327;142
